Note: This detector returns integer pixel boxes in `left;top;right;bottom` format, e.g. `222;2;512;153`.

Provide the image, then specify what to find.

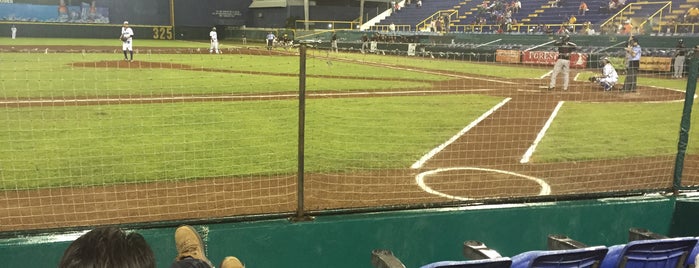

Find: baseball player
331;31;338;53
120;21;134;61
209;27;220;54
548;35;576;91
591;57;618;91
10;25;17;39
266;32;275;51
673;39;687;79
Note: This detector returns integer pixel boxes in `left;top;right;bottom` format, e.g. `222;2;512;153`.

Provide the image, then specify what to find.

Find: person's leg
174;226;214;267
599;78;612;91
624;65;638;91
676;56;685;78
562;60;570;90
220;256;244;268
171;257;212;268
549;60;562;89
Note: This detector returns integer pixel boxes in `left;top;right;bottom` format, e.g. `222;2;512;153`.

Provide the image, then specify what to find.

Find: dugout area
0;194;698;267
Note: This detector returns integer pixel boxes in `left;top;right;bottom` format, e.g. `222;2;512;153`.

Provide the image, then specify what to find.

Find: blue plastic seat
420;258;513;268
511;246;608;268
599;237;698;268
688;240;699;267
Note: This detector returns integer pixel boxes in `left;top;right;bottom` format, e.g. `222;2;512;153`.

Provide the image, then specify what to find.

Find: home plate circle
416;167;551;201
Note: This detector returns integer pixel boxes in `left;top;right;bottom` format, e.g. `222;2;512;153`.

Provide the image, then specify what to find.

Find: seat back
600;237;698;268
420;258;513;268
512;246;608;268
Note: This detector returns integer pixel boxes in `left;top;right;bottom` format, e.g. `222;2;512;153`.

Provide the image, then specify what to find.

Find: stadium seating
550;228;699;268
599;237;698;268
420;258;513;268
372;249;407;268
464;239;608;268
511;246;608;268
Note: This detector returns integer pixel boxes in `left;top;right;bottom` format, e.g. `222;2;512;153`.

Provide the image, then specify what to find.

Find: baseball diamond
0;43;697;233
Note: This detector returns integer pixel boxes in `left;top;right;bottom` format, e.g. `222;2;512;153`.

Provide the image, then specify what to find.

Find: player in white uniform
209;27;220;54
592;57;618;91
120;21;134;61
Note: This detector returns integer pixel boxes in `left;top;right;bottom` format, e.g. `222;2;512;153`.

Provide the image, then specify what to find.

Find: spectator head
58;226;156;268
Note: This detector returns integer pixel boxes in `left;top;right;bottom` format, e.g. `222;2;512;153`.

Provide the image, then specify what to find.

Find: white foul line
0;89;495;106
540;70;552;79
410;98;512;169
520;101;565;164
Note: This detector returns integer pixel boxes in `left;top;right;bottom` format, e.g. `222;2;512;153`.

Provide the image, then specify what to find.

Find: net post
292;42;314;222
672;55;699;193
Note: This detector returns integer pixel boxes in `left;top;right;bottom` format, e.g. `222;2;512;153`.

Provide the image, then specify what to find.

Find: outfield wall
1;195;697;268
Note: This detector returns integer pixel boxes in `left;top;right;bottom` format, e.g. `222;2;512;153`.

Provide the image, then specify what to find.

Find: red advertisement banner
522;51;587;68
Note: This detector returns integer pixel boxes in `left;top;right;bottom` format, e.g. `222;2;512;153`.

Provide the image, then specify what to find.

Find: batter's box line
411;98;511;169
415;167;552;201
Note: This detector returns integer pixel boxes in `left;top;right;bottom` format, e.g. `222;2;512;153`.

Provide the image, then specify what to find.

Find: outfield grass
1;38;697;189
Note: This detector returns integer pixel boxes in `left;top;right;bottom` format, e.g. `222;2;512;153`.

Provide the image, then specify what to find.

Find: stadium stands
373;228;699;268
368;0;699;34
420;258;513;268
378;0;460;29
511;246;608;268
600;237;698;268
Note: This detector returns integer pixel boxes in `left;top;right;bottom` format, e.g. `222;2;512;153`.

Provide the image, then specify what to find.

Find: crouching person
591;57;618;91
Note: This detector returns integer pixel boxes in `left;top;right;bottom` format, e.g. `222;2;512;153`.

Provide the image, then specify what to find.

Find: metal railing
600;1;672;29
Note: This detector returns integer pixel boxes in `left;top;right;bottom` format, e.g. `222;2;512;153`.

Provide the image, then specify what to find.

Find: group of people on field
549;34;695;93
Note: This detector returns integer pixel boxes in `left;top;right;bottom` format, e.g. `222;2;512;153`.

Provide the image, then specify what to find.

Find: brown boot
174;225;213;266
220;256;244;268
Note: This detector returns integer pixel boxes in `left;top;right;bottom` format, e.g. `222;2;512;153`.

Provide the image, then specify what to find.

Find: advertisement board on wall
640;57;672;72
495;49;521;63
0;0;171;25
522;51;588;68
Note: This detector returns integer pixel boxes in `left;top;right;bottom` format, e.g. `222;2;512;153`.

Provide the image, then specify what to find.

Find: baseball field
0;37;698;232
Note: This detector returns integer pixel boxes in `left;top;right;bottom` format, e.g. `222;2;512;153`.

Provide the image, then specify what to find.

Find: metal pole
292;43;313;222
524;39;556;52
474;39;502;48
672;56;698;193
304;0;310;30
595;40;628;53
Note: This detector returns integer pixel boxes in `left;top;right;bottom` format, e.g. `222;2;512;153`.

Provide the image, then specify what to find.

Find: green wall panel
1;195;693;268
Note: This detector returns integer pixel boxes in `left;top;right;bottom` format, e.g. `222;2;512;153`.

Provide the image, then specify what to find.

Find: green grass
0;95;503;189
0;53;439;98
1;38;698;189
535;102;686;162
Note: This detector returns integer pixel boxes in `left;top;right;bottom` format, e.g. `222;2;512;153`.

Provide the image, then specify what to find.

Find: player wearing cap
120;21;134;61
209;27;220;54
590;57;618;91
548;35;577;91
673;39;687;79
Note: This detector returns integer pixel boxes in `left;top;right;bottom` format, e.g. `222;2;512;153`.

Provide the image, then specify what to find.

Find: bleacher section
525;0;615;25
370;0;699;34
378;0;461;30
372;228;699;268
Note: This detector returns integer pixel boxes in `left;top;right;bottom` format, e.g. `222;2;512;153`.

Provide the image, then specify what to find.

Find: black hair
58;226;156;268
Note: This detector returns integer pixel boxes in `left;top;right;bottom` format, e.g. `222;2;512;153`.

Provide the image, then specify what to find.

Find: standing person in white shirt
266;32;275;50
120;21;134;62
11;25;17;39
209;27;220;54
